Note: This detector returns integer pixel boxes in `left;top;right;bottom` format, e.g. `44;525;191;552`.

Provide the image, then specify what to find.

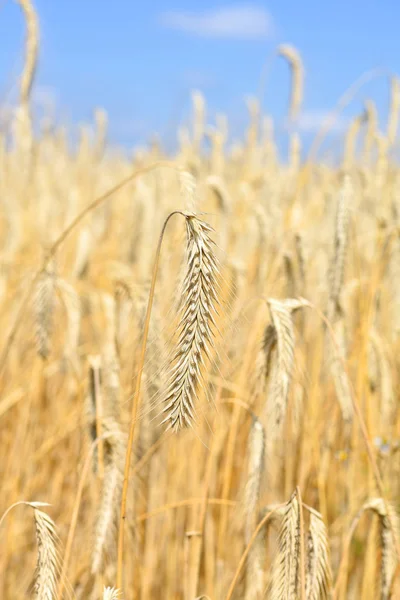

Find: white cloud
160;4;274;40
287;110;350;133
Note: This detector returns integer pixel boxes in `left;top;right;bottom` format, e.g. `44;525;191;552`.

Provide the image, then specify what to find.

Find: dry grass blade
162;214;219;431
270;492;301;600
305;507;332;600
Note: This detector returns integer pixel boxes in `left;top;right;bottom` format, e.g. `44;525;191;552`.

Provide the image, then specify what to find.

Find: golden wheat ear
161;213;220;432
30;504;59;600
103;586;122;599
363;498;400;600
304;506;332;600
269;492;301;599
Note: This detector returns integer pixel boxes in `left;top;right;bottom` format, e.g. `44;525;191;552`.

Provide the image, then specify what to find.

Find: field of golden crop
1;2;400;599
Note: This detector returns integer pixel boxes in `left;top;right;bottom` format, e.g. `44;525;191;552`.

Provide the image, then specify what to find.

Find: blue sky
0;1;399;152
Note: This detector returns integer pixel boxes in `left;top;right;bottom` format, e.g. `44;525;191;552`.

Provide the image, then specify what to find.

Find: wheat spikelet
305;507;332;600
162;214;219;431
270;492;301;600
32;506;58;599
92;418;126;574
363;498;400;600
34;261;56;360
278;44;304;120
103;587;122;599
328;173;352;321
244;418;265;600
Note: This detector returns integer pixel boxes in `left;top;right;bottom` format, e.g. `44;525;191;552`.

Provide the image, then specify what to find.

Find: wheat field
1;2;400;599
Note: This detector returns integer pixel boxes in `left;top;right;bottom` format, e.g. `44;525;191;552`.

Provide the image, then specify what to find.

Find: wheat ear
363;498;400;600
278;44;304;120
270;492;301;599
328;173;352;321
32;506;59;599
34;261;56;360
305;507;332;600
103;587;122;599
265;298;309;444
387;76;400;146
92;418;126;574
162;214;219;431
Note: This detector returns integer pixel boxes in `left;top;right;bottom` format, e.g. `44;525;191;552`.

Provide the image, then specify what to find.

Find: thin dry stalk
244;418;265;600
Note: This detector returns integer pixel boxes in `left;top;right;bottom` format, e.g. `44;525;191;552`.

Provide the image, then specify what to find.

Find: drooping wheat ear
252;324;277;402
363;99;378;162
162;214;219;431
363;498;400;600
244;419;266;600
56;278;81;369
329;316;353;423
92;418;126;574
294;233;306;294
369;329;395;429
103;586;122;599
94;107;108;159
16;0;39;105
34;260;56;360
305;507;332;600
265;298;309;444
343;112;365;169
32;506;59;599
205;175;231;215
114;278;135;353
289;132;301;172
328;173;352;322
387;76;400;146
180;170;197;213
278;44;304;121
192;90;206;151
102;294;121;419
270;492;301;600
246;96;260;152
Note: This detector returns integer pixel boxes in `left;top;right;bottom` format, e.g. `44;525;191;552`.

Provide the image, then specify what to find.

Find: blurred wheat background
1;1;400;599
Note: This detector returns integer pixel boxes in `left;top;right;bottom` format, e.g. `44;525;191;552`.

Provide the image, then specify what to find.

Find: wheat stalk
244;418;266;600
